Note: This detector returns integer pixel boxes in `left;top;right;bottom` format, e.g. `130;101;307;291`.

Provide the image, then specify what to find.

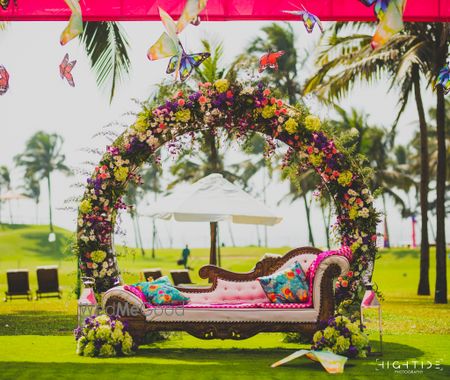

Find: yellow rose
214;79;229;93
114;166;129;182
305;115;321;131
175;109;191;122
284;118;299;134
79;199;92;214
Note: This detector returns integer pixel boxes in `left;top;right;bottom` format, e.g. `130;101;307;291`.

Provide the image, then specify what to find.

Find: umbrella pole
209;222;217;266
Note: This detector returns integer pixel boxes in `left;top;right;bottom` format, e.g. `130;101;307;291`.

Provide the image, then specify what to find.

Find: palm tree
22;175;41;224
15;131;71;234
0;166;11;223
304;22;448;301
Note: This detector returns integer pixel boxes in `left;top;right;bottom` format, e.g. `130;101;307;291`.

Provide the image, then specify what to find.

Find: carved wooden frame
104;247;342;344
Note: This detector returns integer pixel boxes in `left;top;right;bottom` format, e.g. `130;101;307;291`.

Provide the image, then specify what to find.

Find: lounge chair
36;265;62;299
170;269;193;286
5;270;32;301
142;268;163;281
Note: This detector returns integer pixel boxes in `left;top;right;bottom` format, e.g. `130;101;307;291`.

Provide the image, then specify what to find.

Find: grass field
0;224;449;379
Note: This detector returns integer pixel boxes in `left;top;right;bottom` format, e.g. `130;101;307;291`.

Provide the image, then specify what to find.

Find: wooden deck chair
170;270;193;286
36;266;62;299
142;268;163;282
5;270;32;301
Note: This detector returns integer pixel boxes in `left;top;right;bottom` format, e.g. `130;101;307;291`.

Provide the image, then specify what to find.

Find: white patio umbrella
0;191;31;224
145;173;282;265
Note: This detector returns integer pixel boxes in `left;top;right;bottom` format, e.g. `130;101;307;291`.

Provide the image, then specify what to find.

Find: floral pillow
257;262;309;304
132;277;189;305
149;284;190;305
123;285;147;303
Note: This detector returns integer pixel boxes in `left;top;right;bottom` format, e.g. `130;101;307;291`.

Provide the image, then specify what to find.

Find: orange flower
226;90;233;98
178;99;185;106
199;95;207;104
263;88;271;96
341;280;349;287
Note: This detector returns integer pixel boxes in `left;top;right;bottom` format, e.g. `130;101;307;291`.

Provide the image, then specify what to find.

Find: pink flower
226;90;233;98
263;88;271;96
178;99;185;106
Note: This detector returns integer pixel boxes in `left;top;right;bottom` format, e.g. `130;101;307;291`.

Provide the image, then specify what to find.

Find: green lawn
0;224;449;379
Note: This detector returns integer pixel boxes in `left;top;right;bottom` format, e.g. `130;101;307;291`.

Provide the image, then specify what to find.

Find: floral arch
77;80;379;310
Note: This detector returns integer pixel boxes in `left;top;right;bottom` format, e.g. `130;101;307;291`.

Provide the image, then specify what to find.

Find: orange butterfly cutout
259;51;285;73
0;65;9;95
59;53;77;87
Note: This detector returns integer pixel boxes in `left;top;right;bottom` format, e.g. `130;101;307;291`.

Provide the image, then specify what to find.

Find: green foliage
80;22;131;103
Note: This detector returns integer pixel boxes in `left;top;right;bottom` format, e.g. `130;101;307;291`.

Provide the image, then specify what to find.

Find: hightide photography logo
375;359;444;375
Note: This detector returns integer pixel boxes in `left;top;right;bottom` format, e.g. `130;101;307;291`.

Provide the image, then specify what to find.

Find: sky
1;21;448;250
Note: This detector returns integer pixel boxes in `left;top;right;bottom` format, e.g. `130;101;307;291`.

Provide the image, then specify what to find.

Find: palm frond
80;22;131;103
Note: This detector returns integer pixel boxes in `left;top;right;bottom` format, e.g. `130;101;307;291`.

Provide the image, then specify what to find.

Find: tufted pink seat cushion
182;278;269;304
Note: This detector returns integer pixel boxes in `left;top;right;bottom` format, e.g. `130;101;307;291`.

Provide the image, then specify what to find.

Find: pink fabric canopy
0;0;448;22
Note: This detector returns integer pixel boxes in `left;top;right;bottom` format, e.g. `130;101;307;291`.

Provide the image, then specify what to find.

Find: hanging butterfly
0;65;9;95
60;0;83;46
436;64;450;95
359;0;407;49
282;4;323;34
0;0;17;11
177;0;208;31
59;53;77;87
148;6;210;81
259;51;285;73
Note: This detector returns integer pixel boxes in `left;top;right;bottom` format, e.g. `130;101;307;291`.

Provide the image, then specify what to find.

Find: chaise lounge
102;247;350;344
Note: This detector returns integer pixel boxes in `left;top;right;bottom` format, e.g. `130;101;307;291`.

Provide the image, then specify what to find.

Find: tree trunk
382;194;390;248
413;67;430;296
320;201;330;249
434;55;448;304
210;222;218;265
135;213;145;257
151;218;157;259
47;175;54;233
302;192;315;246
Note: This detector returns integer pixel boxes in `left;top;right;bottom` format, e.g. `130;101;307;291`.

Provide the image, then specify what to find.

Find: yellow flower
114;166;129;182
261;105;276;119
337;170;353;186
132;114;148;133
349;206;359;220
91;250;107;263
304;115;321;131
309;153;323;167
284;118;299;134
214;79;229;93
175;109;191;122
351;241;361;252
79;199;92;214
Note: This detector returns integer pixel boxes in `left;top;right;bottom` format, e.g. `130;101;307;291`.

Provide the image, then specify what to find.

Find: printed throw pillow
132;277;190;305
149;284;190;305
257;261;309;304
123;285;147;303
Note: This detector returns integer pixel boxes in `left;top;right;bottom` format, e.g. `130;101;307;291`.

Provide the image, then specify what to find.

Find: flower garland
76;79;379;313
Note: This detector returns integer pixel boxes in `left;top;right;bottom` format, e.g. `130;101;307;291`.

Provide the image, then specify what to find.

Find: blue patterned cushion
133;277;189;305
257;262;309;303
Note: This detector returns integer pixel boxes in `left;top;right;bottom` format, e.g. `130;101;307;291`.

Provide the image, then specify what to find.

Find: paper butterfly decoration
259;51;285;72
148;2;210;82
359;0;407;49
59;53;77;87
0;0;16;11
436;64;450;95
60;0;83;45
283;4;323;33
0;65;9;95
271;349;348;374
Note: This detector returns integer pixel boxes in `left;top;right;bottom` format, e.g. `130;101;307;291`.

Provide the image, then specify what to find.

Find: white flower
102;261;109;269
361;188;369;195
93;270;99;277
348;189;358;197
358;208;370;218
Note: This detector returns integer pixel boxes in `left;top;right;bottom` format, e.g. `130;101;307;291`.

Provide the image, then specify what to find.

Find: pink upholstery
144;302;313;309
182;278;269;304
